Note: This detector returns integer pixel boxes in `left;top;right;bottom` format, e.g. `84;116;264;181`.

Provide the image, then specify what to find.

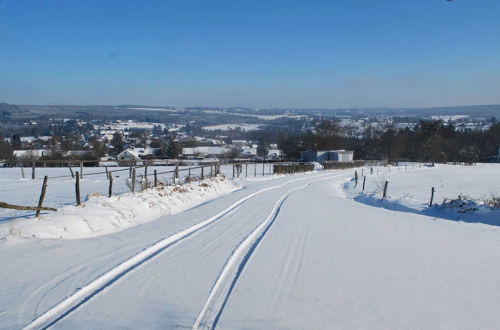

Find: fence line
0;160;373;218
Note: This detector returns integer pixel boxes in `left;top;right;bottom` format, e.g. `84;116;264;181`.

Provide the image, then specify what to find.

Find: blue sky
1;0;500;108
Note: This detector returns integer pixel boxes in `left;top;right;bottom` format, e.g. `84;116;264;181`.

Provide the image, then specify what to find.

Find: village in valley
1;103;498;166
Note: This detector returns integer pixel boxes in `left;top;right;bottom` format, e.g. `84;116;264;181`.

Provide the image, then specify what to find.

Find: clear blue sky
1;0;500;108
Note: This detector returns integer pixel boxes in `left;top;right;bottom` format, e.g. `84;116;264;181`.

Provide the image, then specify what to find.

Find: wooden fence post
262;162;265;176
254;163;257;177
129;166;132;178
175;163;179;180
131;168;136;192
144;165;148;179
354;170;358;187
232;164;235;178
36;176;49;217
75;172;81;206
154;169;158;187
362;176;366;191
80;162;83;178
429;187;435;207
32;161;36;179
188;167;191;182
383;181;388;198
105;166;109;179
201;166;204;179
108;174;113;197
245;163;248;178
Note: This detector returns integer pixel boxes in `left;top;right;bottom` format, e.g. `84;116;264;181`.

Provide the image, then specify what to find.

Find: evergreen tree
166;139;180;159
111;131;124;154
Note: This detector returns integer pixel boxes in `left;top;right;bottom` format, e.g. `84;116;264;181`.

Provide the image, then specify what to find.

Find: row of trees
276;119;500;163
2;119;499;163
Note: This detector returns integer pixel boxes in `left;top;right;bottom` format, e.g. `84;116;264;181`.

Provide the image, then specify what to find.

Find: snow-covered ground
2;177;240;240
1;165;500;329
344;163;500;225
0;163;275;221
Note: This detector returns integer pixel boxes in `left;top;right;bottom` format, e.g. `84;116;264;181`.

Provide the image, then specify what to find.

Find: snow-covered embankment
1;177;240;240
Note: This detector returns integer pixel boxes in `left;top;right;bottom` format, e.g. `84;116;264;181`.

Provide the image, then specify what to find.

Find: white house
117;148;158;161
240;147;257;157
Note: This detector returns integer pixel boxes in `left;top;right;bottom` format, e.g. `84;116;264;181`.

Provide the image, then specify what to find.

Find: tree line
277;119;499;163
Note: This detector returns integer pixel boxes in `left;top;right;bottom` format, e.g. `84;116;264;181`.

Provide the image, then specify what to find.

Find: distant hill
1;103;499;120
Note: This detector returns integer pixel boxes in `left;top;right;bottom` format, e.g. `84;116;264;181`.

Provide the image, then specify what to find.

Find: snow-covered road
2;167;500;329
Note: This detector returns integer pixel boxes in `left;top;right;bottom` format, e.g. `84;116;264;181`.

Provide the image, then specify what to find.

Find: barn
300;150;354;163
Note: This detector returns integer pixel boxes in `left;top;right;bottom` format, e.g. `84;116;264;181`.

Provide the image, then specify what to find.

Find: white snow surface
1;177;240;240
344;163;500;226
1;166;500;329
0;163;274;221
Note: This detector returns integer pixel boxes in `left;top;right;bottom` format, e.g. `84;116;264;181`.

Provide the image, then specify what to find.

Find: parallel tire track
193;174;345;329
23;172;344;330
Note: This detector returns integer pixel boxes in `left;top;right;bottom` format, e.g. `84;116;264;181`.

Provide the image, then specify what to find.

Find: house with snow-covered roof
117;147;158;161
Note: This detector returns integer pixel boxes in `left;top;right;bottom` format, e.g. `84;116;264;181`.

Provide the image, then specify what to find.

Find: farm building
300;150;354;163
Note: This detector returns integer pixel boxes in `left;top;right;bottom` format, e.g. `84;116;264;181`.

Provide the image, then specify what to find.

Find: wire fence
0;161;288;220
0;159;402;221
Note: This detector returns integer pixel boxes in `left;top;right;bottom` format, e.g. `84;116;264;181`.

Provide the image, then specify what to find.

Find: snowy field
1;165;500;329
0;163;275;221
344;163;500;225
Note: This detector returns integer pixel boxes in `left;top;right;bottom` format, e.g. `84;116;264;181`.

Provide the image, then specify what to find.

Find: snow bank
0;164;273;221
1;177;240;240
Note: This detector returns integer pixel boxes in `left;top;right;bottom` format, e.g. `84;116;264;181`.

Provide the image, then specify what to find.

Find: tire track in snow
23;172;343;330
193;174;346;329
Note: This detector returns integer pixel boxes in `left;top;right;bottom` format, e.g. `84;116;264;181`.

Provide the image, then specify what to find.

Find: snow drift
2;177;240;240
